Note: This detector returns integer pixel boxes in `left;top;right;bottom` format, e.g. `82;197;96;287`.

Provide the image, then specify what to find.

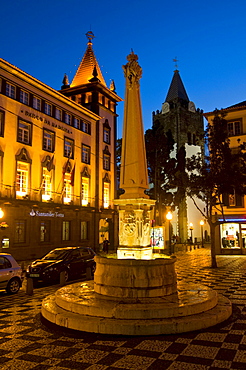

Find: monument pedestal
41;255;232;335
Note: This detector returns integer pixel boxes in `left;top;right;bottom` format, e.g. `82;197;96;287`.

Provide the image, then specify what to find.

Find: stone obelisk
115;51;155;259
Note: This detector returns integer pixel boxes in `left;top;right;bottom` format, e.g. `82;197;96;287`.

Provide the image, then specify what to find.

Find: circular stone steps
41;281;232;336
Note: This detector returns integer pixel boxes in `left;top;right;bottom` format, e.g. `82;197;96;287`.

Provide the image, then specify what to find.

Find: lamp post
166;211;173;254
200;220;204;248
189;222;193;243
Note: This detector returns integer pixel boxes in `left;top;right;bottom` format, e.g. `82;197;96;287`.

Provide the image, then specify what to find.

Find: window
222;191;244;207
40;221;51;242
55;108;62;121
64;137;74;158
103;182;110;208
43;129;55;152
187;132;192;145
0;256;11;269
82;120;90;134
16;162;28;197
228;121;241;136
63;174;72;204
20;90;29;105
18;120;32;144
42;168;52;201
193;134;196;145
6;82;15;99
103;154;110;170
44;102;52;116
103;127;110;143
64;112;71;125
82;144;90;164
14;220;26;243
0;110;5;137
81;221;88;240
62;221;70;241
82;177;89;206
74;117;80;129
33;96;41;111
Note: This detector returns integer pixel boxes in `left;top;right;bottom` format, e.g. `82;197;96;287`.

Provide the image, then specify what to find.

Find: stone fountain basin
94;254;177;298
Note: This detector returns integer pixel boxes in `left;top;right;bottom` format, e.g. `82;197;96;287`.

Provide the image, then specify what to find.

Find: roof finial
173;57;179;70
61;73;70;90
110;79;116;92
86;30;95;44
89;65;100;82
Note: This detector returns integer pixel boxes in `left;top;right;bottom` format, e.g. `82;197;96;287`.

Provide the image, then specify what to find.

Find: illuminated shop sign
30;209;64;218
218;218;246;222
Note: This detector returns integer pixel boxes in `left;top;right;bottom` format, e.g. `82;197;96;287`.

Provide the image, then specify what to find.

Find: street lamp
189;222;193;243
166;211;173;254
0;208;4;219
200;220;204;248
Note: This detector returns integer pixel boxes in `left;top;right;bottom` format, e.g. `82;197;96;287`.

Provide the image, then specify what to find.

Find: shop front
0;201;117;260
217;216;246;255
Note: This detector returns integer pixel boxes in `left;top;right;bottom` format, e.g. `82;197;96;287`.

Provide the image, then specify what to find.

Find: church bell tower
153;67;204;242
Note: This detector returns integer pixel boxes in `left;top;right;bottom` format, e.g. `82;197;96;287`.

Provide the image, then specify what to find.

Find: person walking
103;238;109;253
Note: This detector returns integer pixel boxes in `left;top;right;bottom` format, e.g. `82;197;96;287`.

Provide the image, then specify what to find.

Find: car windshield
42;250;70;261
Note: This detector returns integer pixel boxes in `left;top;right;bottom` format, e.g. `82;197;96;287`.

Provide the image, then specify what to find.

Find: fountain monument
42;52;232;335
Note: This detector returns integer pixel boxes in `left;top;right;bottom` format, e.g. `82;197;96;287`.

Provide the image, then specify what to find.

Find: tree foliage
145;122;178;224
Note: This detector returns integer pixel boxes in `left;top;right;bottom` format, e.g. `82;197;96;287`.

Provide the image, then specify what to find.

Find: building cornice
0;58;101;121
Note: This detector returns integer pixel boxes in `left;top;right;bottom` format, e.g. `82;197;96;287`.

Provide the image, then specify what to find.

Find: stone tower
60;31;122;249
153;69;204;242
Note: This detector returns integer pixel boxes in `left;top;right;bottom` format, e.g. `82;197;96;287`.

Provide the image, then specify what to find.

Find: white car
0;253;23;294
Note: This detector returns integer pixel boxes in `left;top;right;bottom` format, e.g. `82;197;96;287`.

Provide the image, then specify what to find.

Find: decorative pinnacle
173;57;179;70
86;31;95;44
127;50;138;62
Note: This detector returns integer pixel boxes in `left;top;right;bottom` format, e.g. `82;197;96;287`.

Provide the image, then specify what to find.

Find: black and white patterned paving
1;247;246;369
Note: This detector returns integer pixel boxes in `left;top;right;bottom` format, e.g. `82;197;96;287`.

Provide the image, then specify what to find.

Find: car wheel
6;278;21;294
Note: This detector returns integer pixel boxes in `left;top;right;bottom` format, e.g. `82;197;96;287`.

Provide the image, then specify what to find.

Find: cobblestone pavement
1;247;246;369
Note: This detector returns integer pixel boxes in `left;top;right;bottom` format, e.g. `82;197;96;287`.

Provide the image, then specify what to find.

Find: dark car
26;246;96;284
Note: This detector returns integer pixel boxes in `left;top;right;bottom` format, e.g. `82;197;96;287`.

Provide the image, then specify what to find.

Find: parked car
0;253;23;294
26;246;96;284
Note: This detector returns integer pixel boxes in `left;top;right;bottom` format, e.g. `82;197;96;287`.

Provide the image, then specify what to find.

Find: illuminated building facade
205;102;246;255
0;33;122;260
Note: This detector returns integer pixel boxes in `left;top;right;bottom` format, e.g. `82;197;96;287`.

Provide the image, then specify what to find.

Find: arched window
15;148;32;199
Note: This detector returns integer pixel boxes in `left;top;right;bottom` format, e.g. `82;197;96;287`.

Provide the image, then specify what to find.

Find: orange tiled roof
71;41;106;87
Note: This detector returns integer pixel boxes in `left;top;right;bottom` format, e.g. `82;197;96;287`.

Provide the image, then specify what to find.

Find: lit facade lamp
200;220;204;248
166;211;173;254
189;222;193;243
0;208;4;219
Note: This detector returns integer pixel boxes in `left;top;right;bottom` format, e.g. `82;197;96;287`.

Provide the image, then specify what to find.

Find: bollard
60;270;66;286
26;277;34;296
86;267;92;280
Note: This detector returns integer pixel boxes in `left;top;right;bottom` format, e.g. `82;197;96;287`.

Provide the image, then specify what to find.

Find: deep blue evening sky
1;0;246;137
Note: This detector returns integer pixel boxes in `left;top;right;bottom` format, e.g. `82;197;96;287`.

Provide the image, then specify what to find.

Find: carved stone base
117;246;153;259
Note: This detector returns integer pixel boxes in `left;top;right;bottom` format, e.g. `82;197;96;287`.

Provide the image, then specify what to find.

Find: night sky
2;0;246;137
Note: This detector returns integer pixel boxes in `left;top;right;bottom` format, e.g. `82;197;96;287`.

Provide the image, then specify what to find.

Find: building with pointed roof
0;32;122;260
152;69;207;244
60;32;122;249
